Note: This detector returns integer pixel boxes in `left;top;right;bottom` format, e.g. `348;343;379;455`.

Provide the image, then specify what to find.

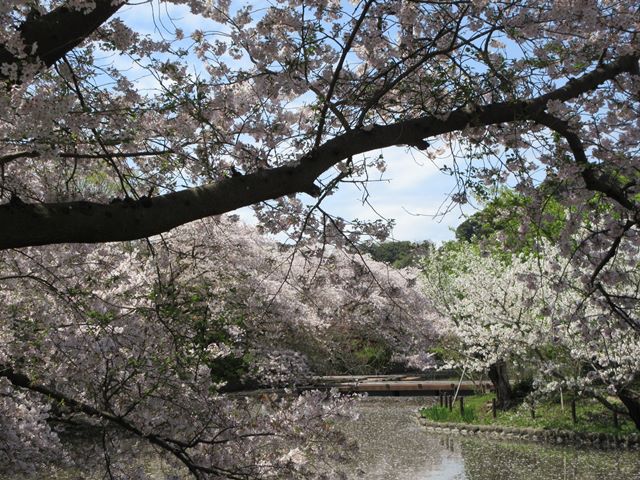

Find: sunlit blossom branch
0;0;126;85
1;53;637;249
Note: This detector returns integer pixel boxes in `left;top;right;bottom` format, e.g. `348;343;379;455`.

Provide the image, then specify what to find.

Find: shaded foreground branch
0;0;125;85
0;364;247;479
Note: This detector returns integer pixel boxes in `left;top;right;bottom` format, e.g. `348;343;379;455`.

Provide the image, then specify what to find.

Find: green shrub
420;394;637;435
420;400;477;423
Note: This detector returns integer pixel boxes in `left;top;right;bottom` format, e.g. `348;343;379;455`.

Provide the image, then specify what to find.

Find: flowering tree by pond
0;215;433;477
0;218;349;478
423;241;640;429
1;0;640;476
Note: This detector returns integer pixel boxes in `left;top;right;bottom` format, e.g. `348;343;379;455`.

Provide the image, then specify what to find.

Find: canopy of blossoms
0;215;434;477
423;240;640;428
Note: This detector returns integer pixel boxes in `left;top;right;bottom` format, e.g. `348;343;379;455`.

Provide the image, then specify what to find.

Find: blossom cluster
0;215;433;477
423;240;640;419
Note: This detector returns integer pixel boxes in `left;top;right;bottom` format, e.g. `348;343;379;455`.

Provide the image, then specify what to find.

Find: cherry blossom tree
0;0;637;263
422;243;527;408
0;214;434;477
423;240;640;428
0;217;353;478
282;247;436;374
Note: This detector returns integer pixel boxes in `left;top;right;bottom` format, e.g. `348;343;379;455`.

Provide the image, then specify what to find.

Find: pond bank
418;418;640;450
419;393;639;447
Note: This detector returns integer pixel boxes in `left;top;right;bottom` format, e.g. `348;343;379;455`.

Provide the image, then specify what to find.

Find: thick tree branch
0;54;637;249
0;164;321;248
533;111;639;212
0;0;124;84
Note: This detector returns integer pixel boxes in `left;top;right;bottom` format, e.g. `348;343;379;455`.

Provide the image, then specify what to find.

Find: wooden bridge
300;374;492;397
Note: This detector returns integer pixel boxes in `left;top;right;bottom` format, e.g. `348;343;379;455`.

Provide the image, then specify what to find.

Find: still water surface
18;397;640;479
339;397;640;480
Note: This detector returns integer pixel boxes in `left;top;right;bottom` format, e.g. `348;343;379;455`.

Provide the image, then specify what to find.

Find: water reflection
459;439;640;480
339;397;640;480
12;397;640;479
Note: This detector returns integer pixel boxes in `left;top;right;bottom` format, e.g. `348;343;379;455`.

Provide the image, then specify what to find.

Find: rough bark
0;0;124;84
619;387;640;431
488;359;513;409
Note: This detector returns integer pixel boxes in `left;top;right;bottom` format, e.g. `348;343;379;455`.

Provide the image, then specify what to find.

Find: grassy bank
420;394;637;435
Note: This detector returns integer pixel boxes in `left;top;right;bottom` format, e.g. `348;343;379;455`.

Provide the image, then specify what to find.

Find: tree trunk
618;387;640;431
488;360;513;409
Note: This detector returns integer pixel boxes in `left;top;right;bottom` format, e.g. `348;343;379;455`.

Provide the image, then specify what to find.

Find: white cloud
377;146;442;192
322;145;472;243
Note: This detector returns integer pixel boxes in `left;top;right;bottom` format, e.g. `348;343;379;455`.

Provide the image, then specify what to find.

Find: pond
339;397;640;480
13;396;640;479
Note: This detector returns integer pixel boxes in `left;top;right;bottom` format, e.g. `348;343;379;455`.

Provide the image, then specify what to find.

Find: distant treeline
362;240;434;269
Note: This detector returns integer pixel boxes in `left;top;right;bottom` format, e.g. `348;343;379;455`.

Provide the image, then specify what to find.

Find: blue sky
232;144;470;244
